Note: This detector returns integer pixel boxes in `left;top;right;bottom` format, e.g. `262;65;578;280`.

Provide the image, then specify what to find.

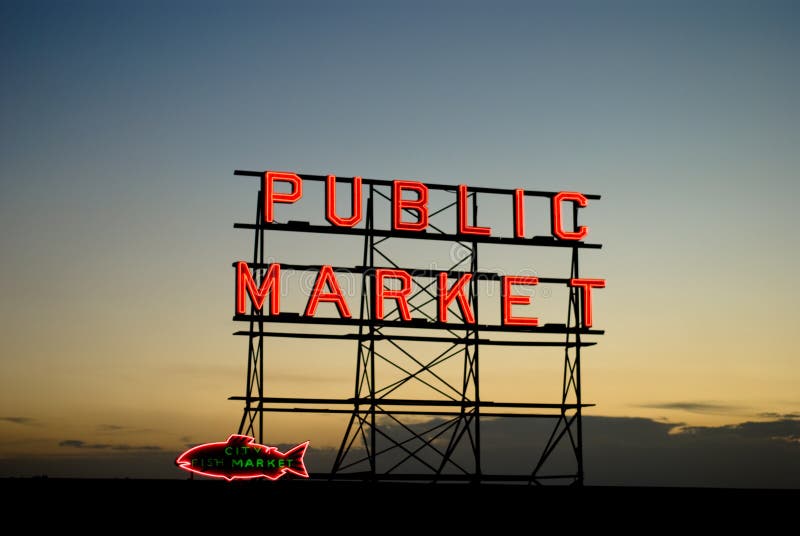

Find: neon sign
176;435;309;481
263;171;591;240
235;171;606;327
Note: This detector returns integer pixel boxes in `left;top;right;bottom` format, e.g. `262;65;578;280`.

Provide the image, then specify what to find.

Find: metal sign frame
230;171;604;485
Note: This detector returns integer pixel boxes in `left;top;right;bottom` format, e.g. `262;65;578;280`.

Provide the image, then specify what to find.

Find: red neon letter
438;273;475;323
501;276;539;326
325;175;362;227
263;171;303;223
375;269;413;321
236;261;280;315
304;265;352;318
457;184;491;236
551;191;588;241
569;278;605;328
513;189;525;239
392;180;429;232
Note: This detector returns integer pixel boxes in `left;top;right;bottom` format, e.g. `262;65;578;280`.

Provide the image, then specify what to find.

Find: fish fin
226;434;255;445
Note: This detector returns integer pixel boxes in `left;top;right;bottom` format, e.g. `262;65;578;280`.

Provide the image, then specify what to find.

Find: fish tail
283;440;310;478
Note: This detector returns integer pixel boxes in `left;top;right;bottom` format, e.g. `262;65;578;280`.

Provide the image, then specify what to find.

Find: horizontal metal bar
234;170;602;200
233;313;604;335
238;407;568;418
306;473;577;482
234;221;603;249
228;396;594;409
233;262;571;284
232;330;596;347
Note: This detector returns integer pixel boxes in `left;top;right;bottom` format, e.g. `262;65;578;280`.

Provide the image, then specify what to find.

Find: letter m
236;261;281;315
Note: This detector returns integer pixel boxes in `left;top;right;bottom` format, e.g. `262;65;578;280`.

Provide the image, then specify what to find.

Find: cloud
322;414;800;489
678;419;800;442
584;416;800;488
59;440;93;448
97;424;126;432
1;417;38;426
637;401;742;415
110;444;162;451
757;412;800;419
95;424;156;435
58;439;161;451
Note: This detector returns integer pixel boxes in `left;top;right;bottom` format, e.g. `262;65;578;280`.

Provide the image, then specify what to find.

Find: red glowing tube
325;175;362;227
392;180;429;232
375;269;413;321
304;265;352;318
263;171;303;223
457;184;492;236
551;191;589;241
569;278;606;328
513;189;525;239
176;435;309;481
236;261;280;315
501;275;539;326
438;273;475;323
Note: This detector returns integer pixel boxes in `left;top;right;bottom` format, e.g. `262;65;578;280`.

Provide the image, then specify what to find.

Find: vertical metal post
471;192;481;479
368;185;377;478
239;188;266;443
572;203;583;485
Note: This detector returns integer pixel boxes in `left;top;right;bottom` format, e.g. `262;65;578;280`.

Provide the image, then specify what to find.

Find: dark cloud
58;440;161;451
316;415;800;489
1;417;38;426
58;440;91;448
637;401;741;414
97;424;126;432
95;424;156;435
584;416;800;488
679;419;800;441
111;444;162;451
757;412;800;419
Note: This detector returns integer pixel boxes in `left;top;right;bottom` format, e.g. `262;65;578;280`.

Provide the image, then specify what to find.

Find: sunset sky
1;1;798;486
